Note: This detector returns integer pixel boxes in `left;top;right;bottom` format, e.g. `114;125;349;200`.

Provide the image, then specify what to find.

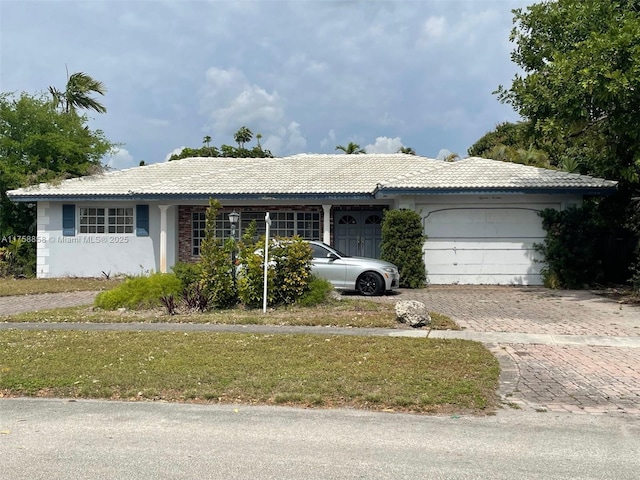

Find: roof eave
6;192;377;203
375;186;618;197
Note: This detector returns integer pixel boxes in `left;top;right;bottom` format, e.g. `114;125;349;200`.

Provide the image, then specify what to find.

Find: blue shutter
136;205;149;236
62;204;75;236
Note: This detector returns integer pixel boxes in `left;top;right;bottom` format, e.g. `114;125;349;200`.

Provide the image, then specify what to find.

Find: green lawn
0;330;499;414
0;277;491;414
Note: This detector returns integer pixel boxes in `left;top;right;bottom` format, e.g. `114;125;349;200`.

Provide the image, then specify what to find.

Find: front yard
0;277;499;415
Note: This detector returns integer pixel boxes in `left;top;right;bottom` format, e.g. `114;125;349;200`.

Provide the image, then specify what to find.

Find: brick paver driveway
375;286;640;415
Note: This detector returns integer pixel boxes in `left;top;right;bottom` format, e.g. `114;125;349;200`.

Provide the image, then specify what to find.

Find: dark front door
334;210;383;258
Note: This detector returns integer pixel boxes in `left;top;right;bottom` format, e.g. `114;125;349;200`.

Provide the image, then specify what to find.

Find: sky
0;0;532;170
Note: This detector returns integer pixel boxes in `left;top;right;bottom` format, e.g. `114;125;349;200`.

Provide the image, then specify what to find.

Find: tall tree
233;126;253;149
335;142;366;154
492;0;640;284
0;92;113;242
49;71;107;114
495;0;640;183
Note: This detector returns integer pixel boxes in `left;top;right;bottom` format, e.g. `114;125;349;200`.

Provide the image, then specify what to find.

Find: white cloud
365;137;404;154
263;121;307;156
104;148;136;170
319;129;337;150
418;16;446;46
201;67;285;137
164;147;185;162
200;66;309;156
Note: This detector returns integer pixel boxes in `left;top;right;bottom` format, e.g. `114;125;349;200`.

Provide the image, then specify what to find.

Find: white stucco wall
36;202;177;278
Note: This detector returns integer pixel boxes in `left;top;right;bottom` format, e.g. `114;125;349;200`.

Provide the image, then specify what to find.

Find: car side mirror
327;253;339;260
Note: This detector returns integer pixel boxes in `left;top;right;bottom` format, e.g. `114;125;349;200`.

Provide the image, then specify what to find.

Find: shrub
94;273;182;310
237;249;275;308
199;199;238;308
380;209;427;288
535;205;603;288
171;261;202;289
297;276;334;307
0;238;35;278
237;234;313;308
270;237;313;304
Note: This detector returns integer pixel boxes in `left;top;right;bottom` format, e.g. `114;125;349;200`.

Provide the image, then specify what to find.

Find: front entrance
334;210;383;258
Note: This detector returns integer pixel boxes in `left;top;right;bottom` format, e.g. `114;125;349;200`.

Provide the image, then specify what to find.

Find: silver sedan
308;241;399;296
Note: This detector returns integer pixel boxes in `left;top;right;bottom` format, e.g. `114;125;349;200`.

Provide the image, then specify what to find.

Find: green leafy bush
237;234;313;308
270;237;313;304
237;249;275;308
535;205;603;288
94;273;182;310
297;276;334;307
380;209;427;288
171;261;202;289
199;199;238;308
0;238;35;278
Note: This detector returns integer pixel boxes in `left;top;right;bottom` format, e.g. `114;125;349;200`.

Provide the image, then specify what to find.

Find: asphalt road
1;398;639;480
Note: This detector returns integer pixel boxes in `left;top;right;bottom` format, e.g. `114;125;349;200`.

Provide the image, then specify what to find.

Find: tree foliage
495;0;640;183
49;71;107;115
397;146;416;155
169;126;273;160
335;142;366;154
534;205;605;288
380;209;426;288
198;199;238;308
0;92;114;243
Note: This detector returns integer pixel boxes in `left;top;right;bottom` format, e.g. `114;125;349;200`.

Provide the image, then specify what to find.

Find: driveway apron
374;287;640;415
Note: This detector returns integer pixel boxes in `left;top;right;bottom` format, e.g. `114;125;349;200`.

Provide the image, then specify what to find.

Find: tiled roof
7;154;617;200
380;157;618;191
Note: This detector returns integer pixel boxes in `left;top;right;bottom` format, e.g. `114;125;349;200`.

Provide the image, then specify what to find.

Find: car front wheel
356;272;385;296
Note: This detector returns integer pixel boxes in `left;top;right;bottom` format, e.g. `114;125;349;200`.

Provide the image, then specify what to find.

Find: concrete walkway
1;286;640;415
0;290;98;316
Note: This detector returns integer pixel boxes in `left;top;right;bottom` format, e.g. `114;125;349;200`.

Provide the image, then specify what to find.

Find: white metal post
263;212;272;313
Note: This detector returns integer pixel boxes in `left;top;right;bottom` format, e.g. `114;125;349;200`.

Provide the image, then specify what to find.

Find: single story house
7;153;617;285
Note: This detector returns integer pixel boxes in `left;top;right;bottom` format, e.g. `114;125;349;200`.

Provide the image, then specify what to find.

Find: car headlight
383;267;396;273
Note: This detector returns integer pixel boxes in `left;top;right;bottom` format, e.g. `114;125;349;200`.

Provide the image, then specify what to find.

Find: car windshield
312;242;349;258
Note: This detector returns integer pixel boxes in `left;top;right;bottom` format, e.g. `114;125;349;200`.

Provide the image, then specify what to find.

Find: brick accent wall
177;205;326;263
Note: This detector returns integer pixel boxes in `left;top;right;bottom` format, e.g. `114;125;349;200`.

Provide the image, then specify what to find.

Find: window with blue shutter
136;205;149;236
62;204;75;236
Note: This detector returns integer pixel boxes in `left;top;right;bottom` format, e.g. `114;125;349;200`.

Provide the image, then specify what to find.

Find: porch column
322;204;331;244
159;205;169;273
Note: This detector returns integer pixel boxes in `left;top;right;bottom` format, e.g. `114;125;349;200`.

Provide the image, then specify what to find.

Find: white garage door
420;205;556;285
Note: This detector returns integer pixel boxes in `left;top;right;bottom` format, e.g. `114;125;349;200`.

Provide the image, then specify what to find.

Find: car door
310;243;348;289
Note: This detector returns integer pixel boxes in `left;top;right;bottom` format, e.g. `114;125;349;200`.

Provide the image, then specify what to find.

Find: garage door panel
418;204;556;285
425;211;547;239
425;224;545;239
427;273;542;285
425;253;542;273
424;240;543;251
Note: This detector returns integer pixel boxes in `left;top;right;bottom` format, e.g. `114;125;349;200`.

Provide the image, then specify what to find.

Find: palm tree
335;142;366;154
397;146;416;155
49;71;107;114
203;135;214;156
234;126;253;149
444;152;460;162
515;146;550;168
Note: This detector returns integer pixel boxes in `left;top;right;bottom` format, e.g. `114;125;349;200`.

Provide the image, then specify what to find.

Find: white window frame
191;210;321;256
79;207;134;235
